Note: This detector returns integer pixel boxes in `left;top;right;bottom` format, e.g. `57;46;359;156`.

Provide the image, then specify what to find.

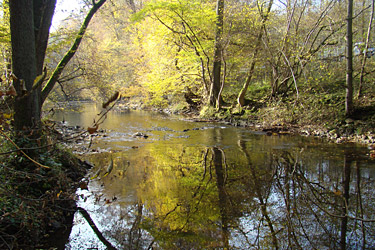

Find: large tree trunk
10;0;106;133
34;0;57;124
345;0;354;116
209;0;224;108
10;0;39;130
10;0;56;131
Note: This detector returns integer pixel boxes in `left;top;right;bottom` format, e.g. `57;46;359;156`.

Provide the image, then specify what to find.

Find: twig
92;95;121;128
0;234;13;250
0;130;50;169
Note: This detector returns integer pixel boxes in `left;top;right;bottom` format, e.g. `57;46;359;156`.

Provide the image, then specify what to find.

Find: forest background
1;0;375;135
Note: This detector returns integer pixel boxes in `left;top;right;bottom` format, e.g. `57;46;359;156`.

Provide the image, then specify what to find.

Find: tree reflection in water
67;142;375;250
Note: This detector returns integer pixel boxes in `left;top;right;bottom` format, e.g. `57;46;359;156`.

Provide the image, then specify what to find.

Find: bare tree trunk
33;0;57;125
10;0;57;130
34;0;56;75
209;0;224;108
10;0;106;132
345;0;354;117
358;0;374;98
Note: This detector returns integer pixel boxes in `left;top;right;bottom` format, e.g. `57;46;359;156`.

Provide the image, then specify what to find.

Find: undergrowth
0;128;88;249
207;80;375;138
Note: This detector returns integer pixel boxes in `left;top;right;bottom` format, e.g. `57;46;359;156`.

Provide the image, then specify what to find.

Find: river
52;102;375;249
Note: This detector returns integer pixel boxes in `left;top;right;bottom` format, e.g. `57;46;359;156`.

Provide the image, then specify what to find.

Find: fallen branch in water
77;207;116;249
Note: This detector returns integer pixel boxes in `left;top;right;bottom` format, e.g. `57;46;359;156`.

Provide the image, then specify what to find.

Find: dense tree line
41;0;374;116
0;0;374;131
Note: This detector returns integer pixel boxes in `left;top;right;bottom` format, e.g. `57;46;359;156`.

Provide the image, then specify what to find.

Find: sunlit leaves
131;0;216;107
44;0;375;108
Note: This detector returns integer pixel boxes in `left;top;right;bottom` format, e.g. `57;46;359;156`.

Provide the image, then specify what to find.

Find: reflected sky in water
53;103;375;250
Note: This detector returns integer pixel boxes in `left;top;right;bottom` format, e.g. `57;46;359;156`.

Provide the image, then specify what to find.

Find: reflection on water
53;103;375;249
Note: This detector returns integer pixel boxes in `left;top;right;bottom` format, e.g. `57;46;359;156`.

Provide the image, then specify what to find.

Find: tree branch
0;130;50;169
41;0;107;104
77;207;116;249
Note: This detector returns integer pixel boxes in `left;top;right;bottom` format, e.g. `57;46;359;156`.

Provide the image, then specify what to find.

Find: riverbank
113;84;375;147
191;113;375;146
0;128;91;249
178;93;375;148
111;96;375;148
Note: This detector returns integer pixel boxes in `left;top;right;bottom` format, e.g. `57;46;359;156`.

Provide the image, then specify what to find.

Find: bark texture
10;0;39;129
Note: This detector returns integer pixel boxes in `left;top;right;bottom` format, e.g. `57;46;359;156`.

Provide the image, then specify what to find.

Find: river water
52;103;375;249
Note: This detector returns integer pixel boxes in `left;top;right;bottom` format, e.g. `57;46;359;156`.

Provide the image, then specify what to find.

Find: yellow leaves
0;111;13;130
120;85;145;98
3;113;12;119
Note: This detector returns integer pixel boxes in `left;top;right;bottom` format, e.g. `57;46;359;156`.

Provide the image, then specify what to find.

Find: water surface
53;103;375;249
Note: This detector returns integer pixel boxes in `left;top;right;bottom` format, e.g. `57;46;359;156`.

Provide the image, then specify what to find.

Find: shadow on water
52;103;375;250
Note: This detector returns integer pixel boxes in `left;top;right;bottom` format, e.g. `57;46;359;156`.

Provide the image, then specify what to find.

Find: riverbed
52;103;375;249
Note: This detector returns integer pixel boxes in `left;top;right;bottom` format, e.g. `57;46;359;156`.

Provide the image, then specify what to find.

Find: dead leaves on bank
0;85;17;97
